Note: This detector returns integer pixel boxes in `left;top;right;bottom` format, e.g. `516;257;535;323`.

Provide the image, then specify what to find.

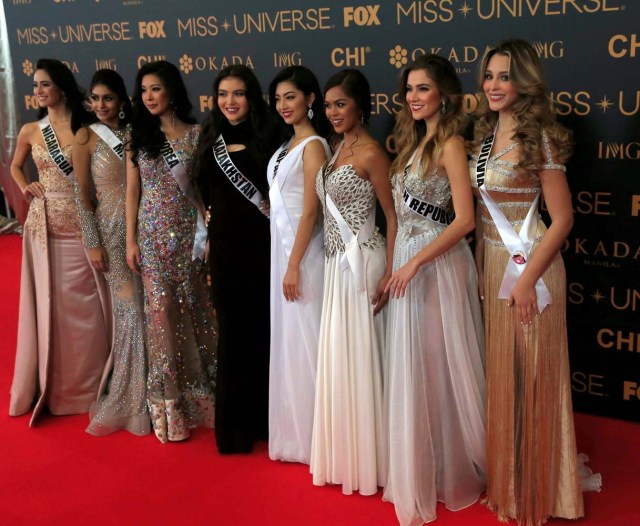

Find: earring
441;100;446;114
118;107;126;120
307;104;314;120
360;114;364;125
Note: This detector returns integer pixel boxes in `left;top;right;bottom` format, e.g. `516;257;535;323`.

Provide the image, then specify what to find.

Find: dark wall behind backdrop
4;0;639;422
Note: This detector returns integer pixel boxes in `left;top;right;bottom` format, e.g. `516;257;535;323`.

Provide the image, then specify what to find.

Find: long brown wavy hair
471;39;572;169
391;54;466;176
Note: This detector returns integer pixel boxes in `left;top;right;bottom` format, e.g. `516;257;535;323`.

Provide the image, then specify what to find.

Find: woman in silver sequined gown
73;70;149;436
382;55;486;526
126;61;216;444
310;70;397;496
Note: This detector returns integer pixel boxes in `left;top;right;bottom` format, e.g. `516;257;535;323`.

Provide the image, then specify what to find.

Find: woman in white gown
311;69;397;496
267;66;331;463
383;54;486;525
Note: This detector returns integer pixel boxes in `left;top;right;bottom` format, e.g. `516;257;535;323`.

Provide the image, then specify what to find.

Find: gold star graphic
597;95;612;113
222;20;231;32
591;289;605;303
459;1;473;17
50;31;58;41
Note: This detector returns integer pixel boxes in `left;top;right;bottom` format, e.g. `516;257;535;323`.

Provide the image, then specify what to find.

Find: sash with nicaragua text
213;134;267;214
475;131;552;312
89;123;124;160
39;116;74;179
160;133;207;261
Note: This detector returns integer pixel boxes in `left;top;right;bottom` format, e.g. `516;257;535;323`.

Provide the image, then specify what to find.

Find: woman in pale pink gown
9;59;111;425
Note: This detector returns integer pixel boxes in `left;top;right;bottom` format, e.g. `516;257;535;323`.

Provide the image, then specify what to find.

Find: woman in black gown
194;65;277;454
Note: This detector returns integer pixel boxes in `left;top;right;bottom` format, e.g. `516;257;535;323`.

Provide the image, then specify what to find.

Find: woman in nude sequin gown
9;59;111;425
469;40;600;525
126;61;216;444
73;69;149;437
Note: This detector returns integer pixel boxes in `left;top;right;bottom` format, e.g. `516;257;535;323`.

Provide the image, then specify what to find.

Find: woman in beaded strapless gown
73;70;149;437
310;70;397;496
126;61;216;444
382;55;486;526
9;59;111;425
469;40;600;526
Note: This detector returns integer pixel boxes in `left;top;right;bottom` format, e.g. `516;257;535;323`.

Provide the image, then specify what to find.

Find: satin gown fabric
10;143;111;425
266;136;330;464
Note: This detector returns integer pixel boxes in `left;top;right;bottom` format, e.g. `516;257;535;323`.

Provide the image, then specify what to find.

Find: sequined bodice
469;136;563;246
92;129;127;199
137;125;201;283
394;162;451;239
316;163;384;257
27;143;80;239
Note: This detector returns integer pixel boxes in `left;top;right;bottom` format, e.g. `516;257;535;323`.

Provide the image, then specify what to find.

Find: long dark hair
88;69;132;126
195;65;276;169
129;60;197;164
268;66;329;141
35;58;90;134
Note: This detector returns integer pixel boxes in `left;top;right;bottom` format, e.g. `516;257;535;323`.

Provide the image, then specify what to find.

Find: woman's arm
365;144;397;315
125;146;142;274
11;124;45;200
386;136;475;298
474;200;485;301
72;127;107;271
282;139;327;302
509;164;573;325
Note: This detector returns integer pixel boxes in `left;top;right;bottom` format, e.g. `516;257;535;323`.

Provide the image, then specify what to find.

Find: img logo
598;142;640;160
273;52;302;68
139;21;166;39
343;5;381;26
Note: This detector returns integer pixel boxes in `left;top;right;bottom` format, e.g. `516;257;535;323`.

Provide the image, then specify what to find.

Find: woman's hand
372;274;391;315
509;278;538;325
282;265;301;302
258;199;270;218
126;241;142;275
22;182;46;200
88;247;108;272
385;259;419;299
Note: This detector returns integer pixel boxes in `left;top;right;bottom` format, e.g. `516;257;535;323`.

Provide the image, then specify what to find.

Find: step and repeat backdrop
4;0;639;421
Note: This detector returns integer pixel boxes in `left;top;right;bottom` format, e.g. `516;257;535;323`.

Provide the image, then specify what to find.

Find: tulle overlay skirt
310;246;387;496
483;241;584;525
383;231;486;526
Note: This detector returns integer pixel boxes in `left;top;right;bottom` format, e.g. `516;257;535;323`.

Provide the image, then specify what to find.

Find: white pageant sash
322;144;374;292
213;134;266;212
89;123;124;160
160;134;206;261
269;137;328;299
476;133;552;312
39;116;74;178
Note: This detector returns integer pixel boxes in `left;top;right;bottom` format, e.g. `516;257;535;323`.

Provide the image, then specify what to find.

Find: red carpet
0;233;637;526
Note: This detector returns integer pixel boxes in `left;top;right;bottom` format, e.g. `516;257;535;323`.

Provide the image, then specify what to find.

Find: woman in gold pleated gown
469;39;600;526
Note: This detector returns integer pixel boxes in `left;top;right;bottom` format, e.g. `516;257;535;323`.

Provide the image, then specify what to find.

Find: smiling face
89;84;122;127
483;53;520;113
217;77;250;125
274;81;312;127
33;69;64;109
324;85;360;135
405;68;442;123
140;74;171;117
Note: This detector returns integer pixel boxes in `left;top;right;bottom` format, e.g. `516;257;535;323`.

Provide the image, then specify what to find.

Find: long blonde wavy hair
471;39;572;169
391;54;466;176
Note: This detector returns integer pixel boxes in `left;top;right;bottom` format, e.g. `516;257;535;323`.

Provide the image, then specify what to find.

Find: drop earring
118;106;126;120
441;100;446;114
307;104;314;120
